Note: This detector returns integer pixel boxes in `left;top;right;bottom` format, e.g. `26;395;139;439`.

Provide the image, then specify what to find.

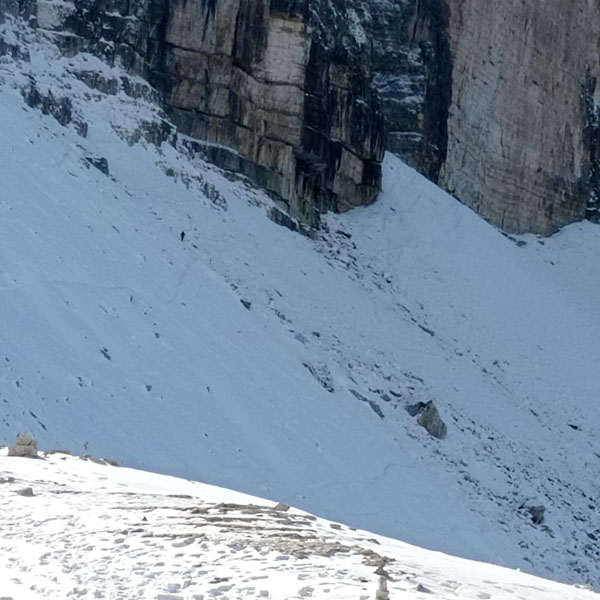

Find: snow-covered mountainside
1;17;600;589
1;450;598;600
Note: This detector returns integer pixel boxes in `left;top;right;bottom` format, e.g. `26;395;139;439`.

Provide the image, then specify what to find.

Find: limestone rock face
361;0;600;233
21;0;384;227
8;0;600;233
146;0;384;225
344;0;600;234
440;1;600;234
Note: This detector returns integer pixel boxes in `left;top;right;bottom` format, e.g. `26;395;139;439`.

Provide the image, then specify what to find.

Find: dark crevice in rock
583;71;600;223
370;0;452;182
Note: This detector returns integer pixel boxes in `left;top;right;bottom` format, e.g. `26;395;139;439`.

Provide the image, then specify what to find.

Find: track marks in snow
1;454;597;600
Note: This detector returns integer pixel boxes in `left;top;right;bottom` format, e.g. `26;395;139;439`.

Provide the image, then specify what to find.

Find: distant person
180;231;185;242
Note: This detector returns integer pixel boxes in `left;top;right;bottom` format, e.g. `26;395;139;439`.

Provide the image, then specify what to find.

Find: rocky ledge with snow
0;447;598;600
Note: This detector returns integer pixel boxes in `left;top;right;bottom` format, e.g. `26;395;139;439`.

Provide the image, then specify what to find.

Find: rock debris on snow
405;401;447;439
0;453;597;600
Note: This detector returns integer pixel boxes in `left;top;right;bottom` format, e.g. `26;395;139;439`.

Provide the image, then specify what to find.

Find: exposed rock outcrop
5;0;600;234
8;431;38;458
440;1;600;234
361;0;600;234
146;0;384;225
15;0;384;228
21;80;88;136
519;503;546;526
366;0;452;181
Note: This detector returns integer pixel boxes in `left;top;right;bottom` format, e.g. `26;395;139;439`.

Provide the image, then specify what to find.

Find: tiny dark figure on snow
180;231;185;242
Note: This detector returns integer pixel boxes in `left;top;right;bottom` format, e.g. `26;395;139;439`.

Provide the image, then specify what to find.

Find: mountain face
440;1;600;234
358;0;452;183
3;0;600;234
13;0;384;227
1;15;600;585
359;0;600;234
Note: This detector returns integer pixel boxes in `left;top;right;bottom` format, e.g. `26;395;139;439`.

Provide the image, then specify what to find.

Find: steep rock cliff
5;0;600;234
440;1;600;234
147;0;384;225
367;0;451;182
9;0;384;227
360;0;600;234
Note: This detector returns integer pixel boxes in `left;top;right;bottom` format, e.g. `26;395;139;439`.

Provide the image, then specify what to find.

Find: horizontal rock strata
13;0;385;227
7;0;600;234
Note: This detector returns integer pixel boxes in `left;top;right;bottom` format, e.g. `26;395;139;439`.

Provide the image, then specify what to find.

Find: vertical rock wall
147;0;313;217
145;0;386;225
7;0;600;234
368;0;452;182
14;0;385;228
440;1;600;234
358;0;600;234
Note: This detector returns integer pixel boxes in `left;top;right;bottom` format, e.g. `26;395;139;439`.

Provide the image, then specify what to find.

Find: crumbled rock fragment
528;505;546;525
405;401;447;439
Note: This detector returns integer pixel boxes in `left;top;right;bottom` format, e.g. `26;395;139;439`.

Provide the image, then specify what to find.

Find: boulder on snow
405;401;427;417
85;156;109;176
405;401;447;439
521;504;546;525
528;505;546;525
8;431;39;458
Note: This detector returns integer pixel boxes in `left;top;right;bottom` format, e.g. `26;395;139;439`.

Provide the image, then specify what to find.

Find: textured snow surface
0;19;600;589
0;452;597;600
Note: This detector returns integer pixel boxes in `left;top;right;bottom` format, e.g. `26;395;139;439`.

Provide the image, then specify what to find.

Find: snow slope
1;451;598;600
0;17;599;588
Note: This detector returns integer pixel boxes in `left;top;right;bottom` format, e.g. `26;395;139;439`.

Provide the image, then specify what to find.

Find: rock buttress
14;0;384;228
145;0;384;226
440;0;600;234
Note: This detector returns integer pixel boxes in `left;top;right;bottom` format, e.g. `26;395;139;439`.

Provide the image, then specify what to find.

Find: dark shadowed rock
527;505;546;525
366;0;452;181
21;80;88;136
303;361;334;393
85;156;109;176
405;401;427;417
349;389;385;419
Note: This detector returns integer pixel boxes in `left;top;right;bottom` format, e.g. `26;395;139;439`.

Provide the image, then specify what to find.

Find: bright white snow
0;15;599;589
0;452;597;600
